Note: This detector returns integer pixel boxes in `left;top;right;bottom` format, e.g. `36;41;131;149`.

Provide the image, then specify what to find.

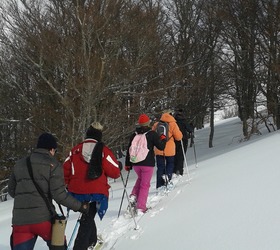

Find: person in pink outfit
125;114;166;213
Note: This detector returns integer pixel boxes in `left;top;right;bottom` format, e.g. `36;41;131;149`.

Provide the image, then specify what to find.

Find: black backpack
156;121;169;140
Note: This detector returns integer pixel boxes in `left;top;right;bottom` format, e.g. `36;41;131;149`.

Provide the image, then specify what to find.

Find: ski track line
100;174;192;250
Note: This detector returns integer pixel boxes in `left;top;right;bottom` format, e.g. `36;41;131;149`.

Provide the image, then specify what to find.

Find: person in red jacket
63;122;121;250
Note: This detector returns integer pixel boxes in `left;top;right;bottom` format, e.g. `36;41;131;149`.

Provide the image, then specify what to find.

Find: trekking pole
163;153;169;189
67;212;82;250
193;142;198;168
118;170;130;218
181;140;191;183
119;171;139;230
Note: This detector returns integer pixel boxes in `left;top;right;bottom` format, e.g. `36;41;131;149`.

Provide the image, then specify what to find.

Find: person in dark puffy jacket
63;122;121;250
173;108;194;176
8;133;88;250
125;114;166;214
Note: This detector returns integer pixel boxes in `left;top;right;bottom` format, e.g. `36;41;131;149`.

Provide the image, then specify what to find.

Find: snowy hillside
1;116;280;250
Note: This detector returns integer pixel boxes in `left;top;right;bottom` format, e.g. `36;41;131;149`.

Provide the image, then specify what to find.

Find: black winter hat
86;122;103;141
37;133;58;150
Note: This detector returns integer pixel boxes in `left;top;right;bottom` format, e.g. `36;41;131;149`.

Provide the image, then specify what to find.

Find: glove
118;161;123;171
125;166;132;171
79;202;89;214
160;134;166;141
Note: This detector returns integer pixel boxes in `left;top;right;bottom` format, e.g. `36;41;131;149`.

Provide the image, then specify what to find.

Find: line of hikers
8;107;194;250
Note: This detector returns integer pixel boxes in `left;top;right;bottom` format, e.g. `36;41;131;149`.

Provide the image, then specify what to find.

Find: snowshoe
156;185;168;196
124;195;137;218
162;174;169;186
167;181;174;191
88;235;104;250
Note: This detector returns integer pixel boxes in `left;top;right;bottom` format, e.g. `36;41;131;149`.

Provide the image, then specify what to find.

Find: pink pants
131;166;154;211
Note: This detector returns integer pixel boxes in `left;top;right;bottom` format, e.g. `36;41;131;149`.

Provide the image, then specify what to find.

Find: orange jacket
152;113;183;156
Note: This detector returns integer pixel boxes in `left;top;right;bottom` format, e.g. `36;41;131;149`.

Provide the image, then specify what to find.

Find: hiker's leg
136;166;153;211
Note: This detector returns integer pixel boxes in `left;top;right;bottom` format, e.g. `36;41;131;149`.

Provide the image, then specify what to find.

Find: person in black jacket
8;133;89;250
125;114;166;214
173;108;194;176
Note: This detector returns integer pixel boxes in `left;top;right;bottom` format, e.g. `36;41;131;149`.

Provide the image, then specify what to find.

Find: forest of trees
0;0;279;180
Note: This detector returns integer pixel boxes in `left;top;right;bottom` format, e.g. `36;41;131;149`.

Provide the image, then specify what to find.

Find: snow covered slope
1;117;280;250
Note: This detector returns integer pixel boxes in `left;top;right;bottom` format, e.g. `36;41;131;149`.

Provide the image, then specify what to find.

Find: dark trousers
73;202;97;250
156;155;175;188
174;139;188;175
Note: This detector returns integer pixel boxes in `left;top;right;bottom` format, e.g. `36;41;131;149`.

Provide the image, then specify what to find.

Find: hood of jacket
160;113;176;123
82;138;98;163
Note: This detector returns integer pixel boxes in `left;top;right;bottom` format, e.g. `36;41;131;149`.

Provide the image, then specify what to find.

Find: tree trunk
209;102;215;148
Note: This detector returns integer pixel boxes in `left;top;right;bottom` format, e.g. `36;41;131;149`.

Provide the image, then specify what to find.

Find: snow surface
1;116;280;250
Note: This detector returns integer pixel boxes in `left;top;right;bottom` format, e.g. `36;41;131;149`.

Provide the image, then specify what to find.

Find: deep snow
1;116;280;250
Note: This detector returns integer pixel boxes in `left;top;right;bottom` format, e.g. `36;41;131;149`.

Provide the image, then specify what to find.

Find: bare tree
257;0;280;129
219;0;260;139
0;0;171;158
1;0;279;177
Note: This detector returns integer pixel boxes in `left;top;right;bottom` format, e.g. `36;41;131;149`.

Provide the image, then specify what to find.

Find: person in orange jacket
152;110;183;189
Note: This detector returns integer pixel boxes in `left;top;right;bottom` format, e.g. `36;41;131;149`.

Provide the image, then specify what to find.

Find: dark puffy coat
125;126;166;167
8;148;81;225
174;112;193;140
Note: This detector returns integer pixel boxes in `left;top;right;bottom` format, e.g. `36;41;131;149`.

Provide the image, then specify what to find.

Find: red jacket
63;139;120;197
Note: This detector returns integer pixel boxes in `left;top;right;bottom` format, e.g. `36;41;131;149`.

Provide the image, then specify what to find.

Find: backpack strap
26;156;63;217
